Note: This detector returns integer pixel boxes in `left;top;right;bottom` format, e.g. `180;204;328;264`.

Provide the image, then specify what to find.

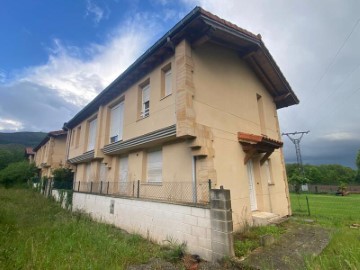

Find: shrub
0;161;37;187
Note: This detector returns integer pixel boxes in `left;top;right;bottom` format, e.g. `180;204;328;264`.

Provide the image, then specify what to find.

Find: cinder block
211;240;234;257
176;222;192;234
191;207;206;218
198;237;212;249
211;219;233;232
197;217;211;229
211;230;233;246
183;214;198;226
210;209;232;221
183;233;198;246
210;189;231;201
191;225;207;238
210;199;231;210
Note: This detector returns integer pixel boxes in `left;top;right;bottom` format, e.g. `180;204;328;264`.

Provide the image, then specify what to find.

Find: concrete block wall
210;188;235;260
73;193;213;260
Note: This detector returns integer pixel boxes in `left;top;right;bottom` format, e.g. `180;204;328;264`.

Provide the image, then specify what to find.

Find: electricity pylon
282;131;310;176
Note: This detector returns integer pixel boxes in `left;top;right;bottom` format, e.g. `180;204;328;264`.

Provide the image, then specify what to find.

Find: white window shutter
164;69;172;96
147;150;162;183
119;156;128;182
142;84;150;102
87;118;97;151
110;101;124;143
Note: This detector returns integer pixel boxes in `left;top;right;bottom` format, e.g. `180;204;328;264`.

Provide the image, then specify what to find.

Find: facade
65;7;298;232
33;130;68;178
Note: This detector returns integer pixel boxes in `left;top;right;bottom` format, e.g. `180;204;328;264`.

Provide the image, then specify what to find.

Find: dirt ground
237;221;330;270
128;221;330;270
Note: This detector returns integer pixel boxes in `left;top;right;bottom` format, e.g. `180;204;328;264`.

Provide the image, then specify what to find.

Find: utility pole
282;131;310;191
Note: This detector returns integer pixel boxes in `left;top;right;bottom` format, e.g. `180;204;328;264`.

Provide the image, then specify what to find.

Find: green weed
0;187;164;269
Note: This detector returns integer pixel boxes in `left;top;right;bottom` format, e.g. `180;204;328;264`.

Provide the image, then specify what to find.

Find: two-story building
33;130;68;178
65;7;298;234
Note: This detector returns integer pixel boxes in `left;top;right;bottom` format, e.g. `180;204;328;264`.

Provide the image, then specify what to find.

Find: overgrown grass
0;187;167;269
234;224;285;257
290;193;360;269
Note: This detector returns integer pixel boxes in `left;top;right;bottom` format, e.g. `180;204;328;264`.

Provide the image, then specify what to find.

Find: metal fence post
107;181;109;194
90;182;93;193
133;182;135;197
306;195;311;216
100;181;103;194
137;180;140;198
78;181;80;192
208;179;212;190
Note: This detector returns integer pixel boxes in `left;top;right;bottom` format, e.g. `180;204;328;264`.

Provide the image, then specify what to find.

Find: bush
0;161;37;187
52;168;74;190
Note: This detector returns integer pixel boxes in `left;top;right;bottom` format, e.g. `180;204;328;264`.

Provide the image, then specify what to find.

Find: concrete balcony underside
102;124;177;155
68;150;95;164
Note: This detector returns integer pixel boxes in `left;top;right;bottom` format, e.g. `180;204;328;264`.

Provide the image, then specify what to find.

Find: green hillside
0;132;46;147
0;132;47;171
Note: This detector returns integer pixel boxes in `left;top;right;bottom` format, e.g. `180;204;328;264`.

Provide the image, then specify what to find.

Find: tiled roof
64;6;298;129
238;132;283;147
25;147;35;155
33;130;67;152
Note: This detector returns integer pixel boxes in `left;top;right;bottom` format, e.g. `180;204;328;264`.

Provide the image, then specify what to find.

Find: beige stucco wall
68;57;176;161
34;135;67;178
68;39;291;230
191;42;290;229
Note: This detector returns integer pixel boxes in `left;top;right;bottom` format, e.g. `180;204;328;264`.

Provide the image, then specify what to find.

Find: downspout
192;156;197;203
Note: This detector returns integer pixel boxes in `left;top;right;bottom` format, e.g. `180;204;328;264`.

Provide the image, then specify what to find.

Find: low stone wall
72;189;234;261
52;189;72;209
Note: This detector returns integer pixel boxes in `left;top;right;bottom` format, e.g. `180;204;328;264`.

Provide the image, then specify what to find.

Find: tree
356;150;360;183
52;168;74;189
0;161;37;187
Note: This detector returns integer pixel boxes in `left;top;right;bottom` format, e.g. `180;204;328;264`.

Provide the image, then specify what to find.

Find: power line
301;18;360;105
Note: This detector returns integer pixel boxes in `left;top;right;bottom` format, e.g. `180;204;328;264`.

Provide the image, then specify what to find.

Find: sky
0;0;359;168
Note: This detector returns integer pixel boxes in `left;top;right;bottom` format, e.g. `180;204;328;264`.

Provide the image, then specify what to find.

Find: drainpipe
192;156;197;203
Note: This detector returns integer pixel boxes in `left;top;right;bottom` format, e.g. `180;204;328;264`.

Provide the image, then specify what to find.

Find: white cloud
323;132;357;141
12;15;161;107
0;69;6;83
85;0;108;24
0;118;23;131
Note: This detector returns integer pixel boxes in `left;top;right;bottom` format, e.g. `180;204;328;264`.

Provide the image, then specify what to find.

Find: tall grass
290;193;360;269
0;188;163;269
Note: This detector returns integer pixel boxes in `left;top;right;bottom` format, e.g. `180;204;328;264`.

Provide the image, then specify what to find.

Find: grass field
290;193;360;269
0;188;169;269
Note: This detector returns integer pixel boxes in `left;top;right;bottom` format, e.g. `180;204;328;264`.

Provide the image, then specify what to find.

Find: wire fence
289;184;360;194
73;180;212;205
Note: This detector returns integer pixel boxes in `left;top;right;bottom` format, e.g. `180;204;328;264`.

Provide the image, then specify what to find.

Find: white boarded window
119;156;128;182
147;149;162;183
85;163;91;182
87;118;97;151
99;163;107;182
164;68;172;96
141;83;150;118
110;101;124;143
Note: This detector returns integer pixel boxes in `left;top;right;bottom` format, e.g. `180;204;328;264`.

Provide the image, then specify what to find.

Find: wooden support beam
260;150;274;165
244;148;257;165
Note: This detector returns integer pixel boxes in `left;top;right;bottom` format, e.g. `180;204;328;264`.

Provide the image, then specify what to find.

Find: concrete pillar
210;188;234;261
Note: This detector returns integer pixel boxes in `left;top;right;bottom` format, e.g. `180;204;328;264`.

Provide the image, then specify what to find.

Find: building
24;147;35;163
33;130;68;178
65;7;298;260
